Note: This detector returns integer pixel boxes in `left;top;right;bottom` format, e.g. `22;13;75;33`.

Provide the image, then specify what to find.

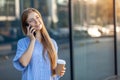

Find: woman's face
26;12;42;31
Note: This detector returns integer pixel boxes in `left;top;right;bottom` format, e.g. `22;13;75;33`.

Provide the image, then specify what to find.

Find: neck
35;31;42;42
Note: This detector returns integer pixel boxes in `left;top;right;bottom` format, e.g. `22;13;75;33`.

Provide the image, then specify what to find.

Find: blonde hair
21;8;57;75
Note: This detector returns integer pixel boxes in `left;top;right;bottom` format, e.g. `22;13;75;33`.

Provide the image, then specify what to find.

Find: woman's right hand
27;26;36;41
19;26;36;67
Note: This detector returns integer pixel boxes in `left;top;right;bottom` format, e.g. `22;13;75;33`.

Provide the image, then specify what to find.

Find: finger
31;29;36;34
61;71;65;73
60;73;65;76
29;27;35;33
28;25;31;29
62;67;66;70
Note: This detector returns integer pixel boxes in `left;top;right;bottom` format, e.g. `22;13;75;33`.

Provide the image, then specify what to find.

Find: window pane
72;0;115;80
0;0;15;16
116;0;120;75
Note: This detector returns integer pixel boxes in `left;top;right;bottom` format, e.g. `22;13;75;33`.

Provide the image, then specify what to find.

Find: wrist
52;69;56;76
30;39;35;43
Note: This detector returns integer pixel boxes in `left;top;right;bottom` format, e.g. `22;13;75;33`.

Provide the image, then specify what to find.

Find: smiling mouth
35;24;42;28
35;26;39;28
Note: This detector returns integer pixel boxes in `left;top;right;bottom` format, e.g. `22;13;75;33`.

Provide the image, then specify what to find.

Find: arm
19;39;35;67
51;39;66;77
19;26;36;67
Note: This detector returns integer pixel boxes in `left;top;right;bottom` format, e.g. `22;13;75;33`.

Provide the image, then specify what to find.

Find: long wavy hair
21;8;57;75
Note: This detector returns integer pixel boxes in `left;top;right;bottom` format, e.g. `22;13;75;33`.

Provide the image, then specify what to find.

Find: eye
28;20;32;23
36;16;40;19
28;19;34;23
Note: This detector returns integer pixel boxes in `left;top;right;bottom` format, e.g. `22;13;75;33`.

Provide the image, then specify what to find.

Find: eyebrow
28;15;41;23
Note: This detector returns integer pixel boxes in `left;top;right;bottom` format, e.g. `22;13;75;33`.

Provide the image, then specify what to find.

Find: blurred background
0;0;120;80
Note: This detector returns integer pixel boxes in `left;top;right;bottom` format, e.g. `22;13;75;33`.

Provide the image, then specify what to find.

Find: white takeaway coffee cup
57;59;66;65
56;59;66;75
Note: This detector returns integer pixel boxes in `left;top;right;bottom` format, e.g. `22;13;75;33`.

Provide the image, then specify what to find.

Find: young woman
13;8;66;80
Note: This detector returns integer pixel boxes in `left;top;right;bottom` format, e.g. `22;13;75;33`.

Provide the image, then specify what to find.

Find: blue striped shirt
13;37;60;80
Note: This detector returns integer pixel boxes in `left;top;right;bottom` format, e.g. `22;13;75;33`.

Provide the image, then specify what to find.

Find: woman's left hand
55;65;66;77
60;67;66;76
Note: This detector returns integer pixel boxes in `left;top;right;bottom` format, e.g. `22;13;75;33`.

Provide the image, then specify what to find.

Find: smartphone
25;23;36;36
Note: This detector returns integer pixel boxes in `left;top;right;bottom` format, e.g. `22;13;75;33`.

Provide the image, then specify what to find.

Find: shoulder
18;37;29;42
51;38;58;51
51;38;57;45
17;37;30;45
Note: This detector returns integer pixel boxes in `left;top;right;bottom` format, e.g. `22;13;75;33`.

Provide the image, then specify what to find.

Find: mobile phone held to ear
25;23;36;36
25;22;29;27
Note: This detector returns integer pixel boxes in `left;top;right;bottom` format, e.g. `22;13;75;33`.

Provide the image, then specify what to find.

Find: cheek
29;23;35;27
40;24;43;29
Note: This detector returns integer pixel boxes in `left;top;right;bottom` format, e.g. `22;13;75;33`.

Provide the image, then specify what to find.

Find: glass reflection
72;0;115;80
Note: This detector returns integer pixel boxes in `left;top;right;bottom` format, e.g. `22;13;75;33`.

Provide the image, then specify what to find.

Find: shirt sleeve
52;39;58;53
52;75;61;80
13;39;27;71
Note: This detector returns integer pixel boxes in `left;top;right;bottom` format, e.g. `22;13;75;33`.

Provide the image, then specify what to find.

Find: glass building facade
0;0;120;80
